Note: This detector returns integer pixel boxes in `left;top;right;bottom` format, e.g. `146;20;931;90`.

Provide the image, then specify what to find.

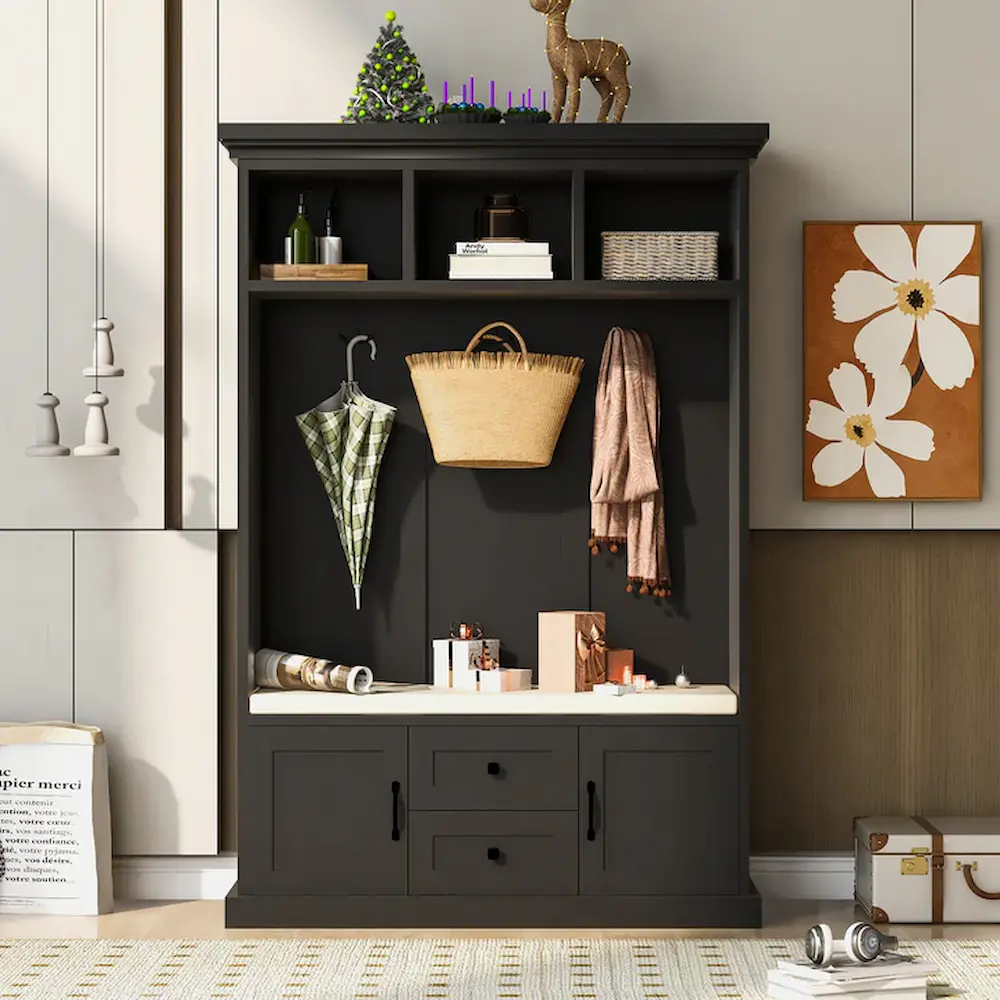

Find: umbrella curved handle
346;334;377;384
465;322;530;370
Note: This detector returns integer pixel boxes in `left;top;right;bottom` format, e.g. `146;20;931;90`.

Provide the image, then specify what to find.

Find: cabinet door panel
580;725;738;896
242;725;407;895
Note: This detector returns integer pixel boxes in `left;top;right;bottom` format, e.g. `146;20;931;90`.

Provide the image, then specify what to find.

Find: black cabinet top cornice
219;122;769;163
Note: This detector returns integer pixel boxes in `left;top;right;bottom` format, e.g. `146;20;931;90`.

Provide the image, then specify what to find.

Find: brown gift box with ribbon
537;611;607;693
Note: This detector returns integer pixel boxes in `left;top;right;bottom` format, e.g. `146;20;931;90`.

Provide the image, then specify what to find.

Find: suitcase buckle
931;852;945;871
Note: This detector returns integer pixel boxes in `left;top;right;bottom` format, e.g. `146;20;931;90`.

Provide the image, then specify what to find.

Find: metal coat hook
346;334;377;384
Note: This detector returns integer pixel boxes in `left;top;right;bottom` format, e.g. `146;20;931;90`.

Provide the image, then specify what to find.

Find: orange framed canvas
803;222;982;501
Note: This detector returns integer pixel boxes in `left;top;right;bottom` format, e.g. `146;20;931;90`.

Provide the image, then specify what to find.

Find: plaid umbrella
297;391;397;610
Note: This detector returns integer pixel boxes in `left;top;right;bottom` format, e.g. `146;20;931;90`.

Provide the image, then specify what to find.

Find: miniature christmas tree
342;11;436;124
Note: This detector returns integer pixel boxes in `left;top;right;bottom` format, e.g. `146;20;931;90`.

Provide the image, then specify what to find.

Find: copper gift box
537;611;607;693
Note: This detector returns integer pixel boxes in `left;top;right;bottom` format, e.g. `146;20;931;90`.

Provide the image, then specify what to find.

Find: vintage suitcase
855;816;1000;923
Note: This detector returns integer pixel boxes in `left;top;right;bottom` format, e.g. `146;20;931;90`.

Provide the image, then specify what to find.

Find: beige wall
4;1;1000;860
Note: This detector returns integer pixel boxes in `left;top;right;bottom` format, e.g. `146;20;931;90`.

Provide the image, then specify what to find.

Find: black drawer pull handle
487;846;501;861
391;780;401;841
486;761;500;776
586;780;596;841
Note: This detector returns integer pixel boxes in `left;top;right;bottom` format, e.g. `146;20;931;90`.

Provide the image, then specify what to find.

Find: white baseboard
113;854;238;901
113;852;853;903
749;853;854;900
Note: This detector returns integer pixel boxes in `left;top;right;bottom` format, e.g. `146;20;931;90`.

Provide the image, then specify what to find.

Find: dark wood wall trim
164;0;183;527
751;529;1000;853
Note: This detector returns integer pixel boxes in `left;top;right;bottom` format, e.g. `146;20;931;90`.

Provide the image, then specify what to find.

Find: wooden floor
0;900;998;940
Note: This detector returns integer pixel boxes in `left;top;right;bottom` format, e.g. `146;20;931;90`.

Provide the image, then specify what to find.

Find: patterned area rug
0;937;993;999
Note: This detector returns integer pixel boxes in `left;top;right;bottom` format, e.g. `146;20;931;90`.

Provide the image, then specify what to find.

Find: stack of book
448;240;553;280
768;956;938;1000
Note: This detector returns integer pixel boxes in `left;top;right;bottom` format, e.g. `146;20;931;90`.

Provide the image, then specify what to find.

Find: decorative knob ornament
73;392;119;457
83;317;123;378
674;668;690;688
26;393;70;457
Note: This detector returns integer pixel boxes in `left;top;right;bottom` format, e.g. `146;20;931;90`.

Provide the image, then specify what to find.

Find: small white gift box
432;638;500;688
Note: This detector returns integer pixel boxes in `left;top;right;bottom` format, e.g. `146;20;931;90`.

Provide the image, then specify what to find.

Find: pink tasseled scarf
589;327;671;597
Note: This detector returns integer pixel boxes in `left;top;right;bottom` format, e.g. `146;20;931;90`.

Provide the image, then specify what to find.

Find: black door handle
586;780;596;841
487;846;501;861
487;761;500;775
391;780;401;841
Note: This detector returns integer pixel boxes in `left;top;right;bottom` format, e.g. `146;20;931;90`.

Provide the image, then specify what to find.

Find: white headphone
804;922;899;967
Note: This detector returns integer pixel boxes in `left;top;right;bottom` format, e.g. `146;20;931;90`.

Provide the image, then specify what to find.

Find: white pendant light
27;0;69;458
75;0;122;457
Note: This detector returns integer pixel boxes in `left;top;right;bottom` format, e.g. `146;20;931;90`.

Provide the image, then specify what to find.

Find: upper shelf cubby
249;170;403;281
415;170;572;281
584;173;735;281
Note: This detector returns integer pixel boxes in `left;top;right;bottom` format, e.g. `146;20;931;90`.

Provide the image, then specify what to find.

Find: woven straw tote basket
406;321;584;469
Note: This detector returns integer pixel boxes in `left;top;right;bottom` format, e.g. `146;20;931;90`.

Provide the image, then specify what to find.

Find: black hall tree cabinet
221;123;768;929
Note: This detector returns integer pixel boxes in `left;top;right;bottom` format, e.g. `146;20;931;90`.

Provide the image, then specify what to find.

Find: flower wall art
803;222;982;500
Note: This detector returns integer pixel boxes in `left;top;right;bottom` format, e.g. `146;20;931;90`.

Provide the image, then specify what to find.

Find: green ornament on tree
342;11;436;123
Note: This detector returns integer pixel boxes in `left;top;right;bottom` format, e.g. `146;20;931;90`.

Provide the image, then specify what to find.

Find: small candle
521;92;525;107
462;83;467;103
528;88;532;108
508;90;512;109
470;76;475;104
443;80;448;103
543;90;547;110
490;80;495;108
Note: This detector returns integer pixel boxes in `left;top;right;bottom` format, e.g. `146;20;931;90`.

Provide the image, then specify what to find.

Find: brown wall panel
751;530;1000;852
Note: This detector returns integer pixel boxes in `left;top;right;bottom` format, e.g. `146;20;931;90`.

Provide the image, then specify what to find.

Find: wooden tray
259;263;369;281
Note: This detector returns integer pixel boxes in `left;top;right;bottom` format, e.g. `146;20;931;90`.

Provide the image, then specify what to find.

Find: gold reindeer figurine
530;0;631;123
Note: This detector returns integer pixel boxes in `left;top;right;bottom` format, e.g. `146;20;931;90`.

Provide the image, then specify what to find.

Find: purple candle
521;92;525;107
543;90;547;110
508;90;512;109
443;80;448;103
490;80;495;108
470;77;475;104
528;88;532;108
462;83;467;103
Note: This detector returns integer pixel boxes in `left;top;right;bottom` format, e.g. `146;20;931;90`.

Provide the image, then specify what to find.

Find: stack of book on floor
448;241;553;280
768;955;938;1000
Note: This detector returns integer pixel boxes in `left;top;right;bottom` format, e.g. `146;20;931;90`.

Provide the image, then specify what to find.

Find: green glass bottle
288;193;315;264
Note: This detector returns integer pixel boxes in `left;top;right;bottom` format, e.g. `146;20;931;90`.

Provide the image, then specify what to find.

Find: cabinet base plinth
225;881;762;929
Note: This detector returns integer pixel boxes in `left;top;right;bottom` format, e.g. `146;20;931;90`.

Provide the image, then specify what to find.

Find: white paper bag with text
0;723;113;915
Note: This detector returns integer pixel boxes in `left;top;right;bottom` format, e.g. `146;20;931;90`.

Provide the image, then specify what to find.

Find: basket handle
466;322;531;371
478;333;516;353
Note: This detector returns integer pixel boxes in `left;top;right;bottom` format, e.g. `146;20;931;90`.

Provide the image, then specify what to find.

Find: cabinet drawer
409;811;577;895
409;725;577;810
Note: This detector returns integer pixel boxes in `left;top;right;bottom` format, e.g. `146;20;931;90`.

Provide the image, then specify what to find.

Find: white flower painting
832;224;979;390
807;363;934;499
803;222;981;501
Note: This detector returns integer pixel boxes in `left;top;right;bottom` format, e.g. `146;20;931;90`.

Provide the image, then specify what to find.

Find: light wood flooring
0;900;998;940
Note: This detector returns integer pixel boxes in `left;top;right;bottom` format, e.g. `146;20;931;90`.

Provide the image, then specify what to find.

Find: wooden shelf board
247;279;743;301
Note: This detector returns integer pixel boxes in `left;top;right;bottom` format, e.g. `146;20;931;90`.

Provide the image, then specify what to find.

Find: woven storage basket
405;321;584;469
601;231;719;281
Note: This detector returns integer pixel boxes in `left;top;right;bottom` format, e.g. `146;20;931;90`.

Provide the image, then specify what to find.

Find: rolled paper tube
490;80;495;107
443;80;448;102
254;648;373;694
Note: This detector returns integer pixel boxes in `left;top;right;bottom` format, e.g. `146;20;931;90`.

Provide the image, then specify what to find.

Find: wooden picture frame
803;222;982;501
